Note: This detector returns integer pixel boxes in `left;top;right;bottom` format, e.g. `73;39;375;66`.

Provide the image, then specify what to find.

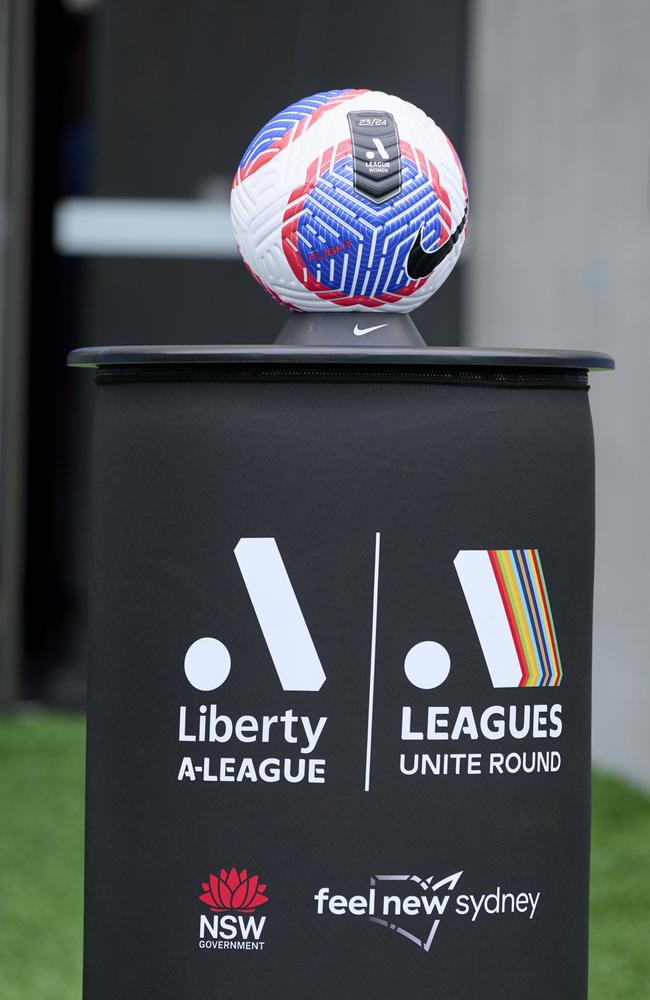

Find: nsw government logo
198;867;268;950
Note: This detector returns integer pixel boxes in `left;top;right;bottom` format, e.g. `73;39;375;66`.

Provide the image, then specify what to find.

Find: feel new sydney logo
314;871;542;953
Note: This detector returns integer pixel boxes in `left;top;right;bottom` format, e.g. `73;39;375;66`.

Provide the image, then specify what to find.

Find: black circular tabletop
68;344;615;370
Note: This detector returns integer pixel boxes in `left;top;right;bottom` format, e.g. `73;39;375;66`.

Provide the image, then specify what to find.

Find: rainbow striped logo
454;549;563;688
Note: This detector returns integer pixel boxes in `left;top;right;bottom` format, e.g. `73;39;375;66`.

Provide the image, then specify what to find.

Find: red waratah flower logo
199;868;269;913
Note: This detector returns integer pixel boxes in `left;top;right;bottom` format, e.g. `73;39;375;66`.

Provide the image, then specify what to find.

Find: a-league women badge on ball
231;89;468;312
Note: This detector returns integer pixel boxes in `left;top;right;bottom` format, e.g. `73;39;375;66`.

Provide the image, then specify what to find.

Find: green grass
590;772;650;998
1;714;649;998
0;714;84;1000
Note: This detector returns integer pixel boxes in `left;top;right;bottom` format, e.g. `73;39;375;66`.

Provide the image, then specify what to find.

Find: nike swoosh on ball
406;208;468;280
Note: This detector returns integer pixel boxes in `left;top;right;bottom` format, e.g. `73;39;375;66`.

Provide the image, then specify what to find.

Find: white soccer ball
231;89;468;313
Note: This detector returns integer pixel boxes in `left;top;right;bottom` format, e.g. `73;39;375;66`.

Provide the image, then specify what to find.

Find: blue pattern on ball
296;156;445;298
239;90;345;172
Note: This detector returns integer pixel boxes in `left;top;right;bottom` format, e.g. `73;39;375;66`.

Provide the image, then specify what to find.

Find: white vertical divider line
364;532;381;792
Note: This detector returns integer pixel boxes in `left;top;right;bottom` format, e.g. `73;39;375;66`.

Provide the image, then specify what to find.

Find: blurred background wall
2;0;468;705
467;0;650;788
0;0;32;703
0;0;647;788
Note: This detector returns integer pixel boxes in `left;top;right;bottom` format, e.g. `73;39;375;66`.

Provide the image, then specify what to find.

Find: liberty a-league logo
183;536;563;695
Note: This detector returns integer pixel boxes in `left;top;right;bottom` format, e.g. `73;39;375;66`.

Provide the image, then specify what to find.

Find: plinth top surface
68;344;615;370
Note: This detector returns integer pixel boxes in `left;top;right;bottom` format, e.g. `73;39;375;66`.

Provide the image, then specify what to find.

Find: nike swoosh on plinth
353;323;389;336
406;207;468;280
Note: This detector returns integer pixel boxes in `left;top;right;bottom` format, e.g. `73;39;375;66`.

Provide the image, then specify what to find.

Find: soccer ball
231;89;468;313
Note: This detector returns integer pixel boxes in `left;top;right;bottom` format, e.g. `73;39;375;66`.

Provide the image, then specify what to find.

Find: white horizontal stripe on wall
53;198;238;258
